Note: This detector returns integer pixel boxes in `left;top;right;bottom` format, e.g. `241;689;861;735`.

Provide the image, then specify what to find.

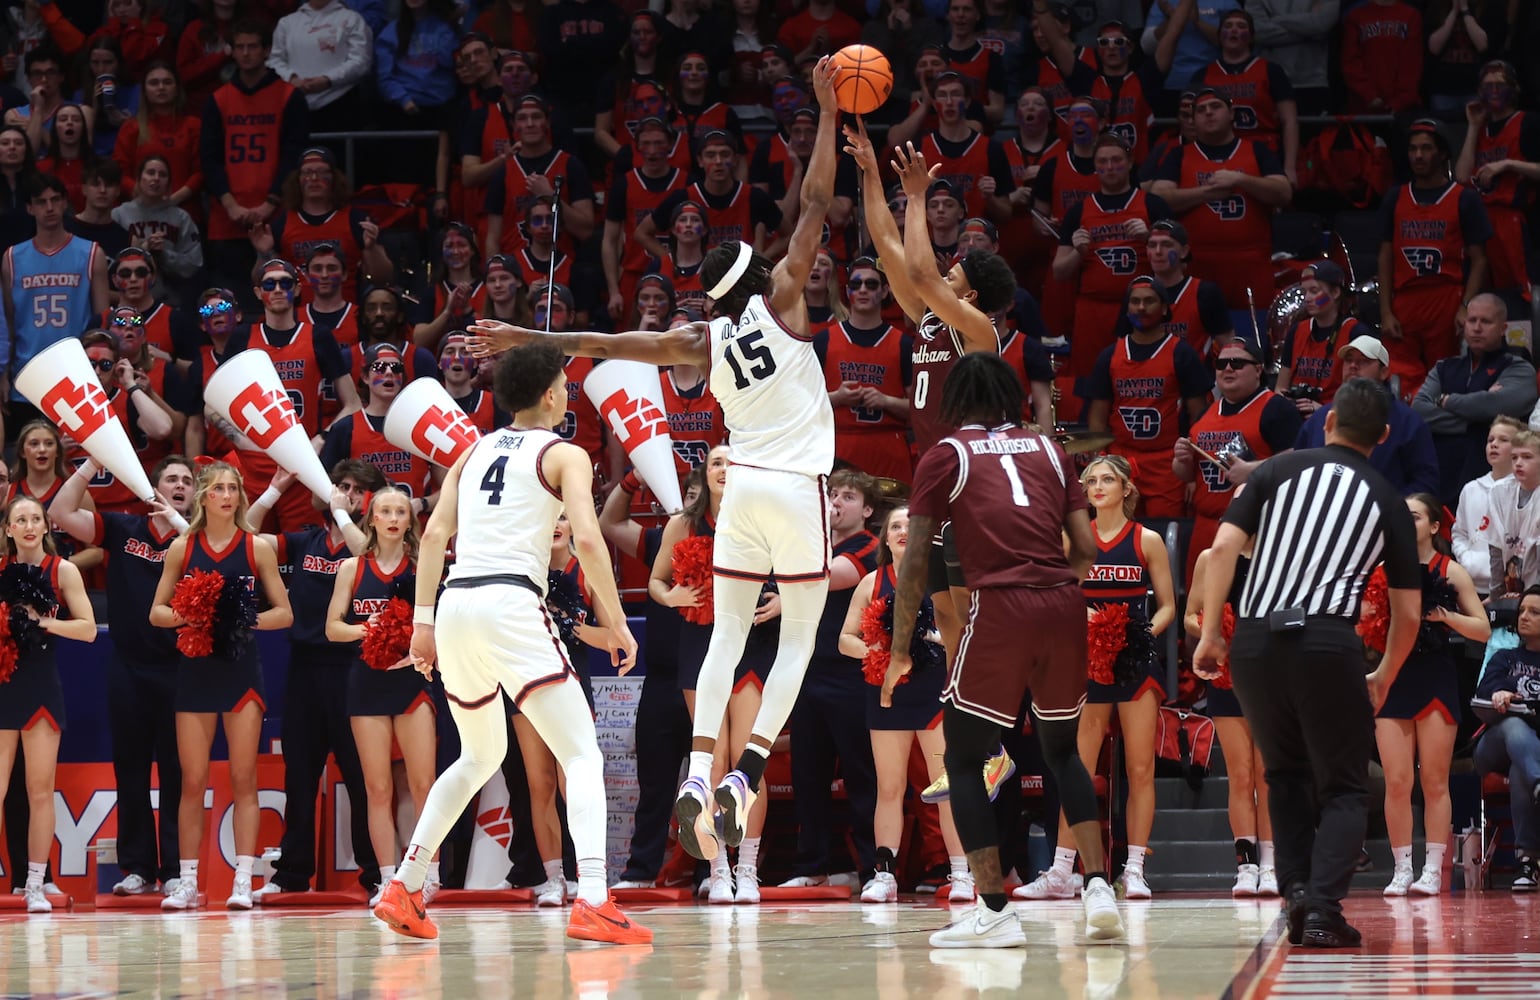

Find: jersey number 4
480;454;510;505
723;330;777;390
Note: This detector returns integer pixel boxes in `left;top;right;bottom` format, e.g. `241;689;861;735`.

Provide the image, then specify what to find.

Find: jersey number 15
723;330;778;390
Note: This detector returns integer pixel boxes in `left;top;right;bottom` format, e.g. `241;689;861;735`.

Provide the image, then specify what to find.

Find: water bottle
1026;823;1050;877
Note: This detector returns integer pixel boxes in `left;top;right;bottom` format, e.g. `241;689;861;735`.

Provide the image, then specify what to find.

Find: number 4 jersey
707;294;834;478
448;427;565;588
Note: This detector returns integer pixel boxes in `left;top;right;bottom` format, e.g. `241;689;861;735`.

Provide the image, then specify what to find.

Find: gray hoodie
111;200;204;281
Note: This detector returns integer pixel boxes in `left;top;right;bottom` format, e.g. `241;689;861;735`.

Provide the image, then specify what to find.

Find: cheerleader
325;487;438;907
648;445;773;903
839;504;964;903
1375;494;1489;896
1186;544;1276;897
0;497;97;913
1021;456;1174;902
150;462;293;911
518;511;612;906
8;421;104;571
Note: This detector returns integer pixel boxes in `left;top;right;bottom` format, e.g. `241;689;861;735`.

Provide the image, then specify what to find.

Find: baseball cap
1408;118;1453;156
1149;219;1190;245
636;272;676;299
1336;335;1390;366
530;282;575;311
961;218;998;242
926;179;961;204
1192;87;1232;108
1301;261;1346;288
362;343;404;368
1222;339;1266;364
1127;275;1171;307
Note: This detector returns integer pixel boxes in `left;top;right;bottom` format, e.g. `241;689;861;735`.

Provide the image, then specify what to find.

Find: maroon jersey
910;310;1000;454
912;424;1087;589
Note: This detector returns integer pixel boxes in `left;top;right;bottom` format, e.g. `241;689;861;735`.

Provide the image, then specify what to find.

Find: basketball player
373;341;648;944
886;351;1124;948
467;57;841;863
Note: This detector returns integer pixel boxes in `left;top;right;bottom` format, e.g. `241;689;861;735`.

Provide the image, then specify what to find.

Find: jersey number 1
1000;456;1030;507
480;455;510;505
723;330;777;390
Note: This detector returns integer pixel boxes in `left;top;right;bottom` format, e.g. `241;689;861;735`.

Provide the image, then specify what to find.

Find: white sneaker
368;884;384;908
534;877;566;907
1409;868;1441;896
1256;867;1279;897
1120;869;1151;900
251;881;300;900
708;868;734;905
714;770;758;850
733;865;760;904
1013;867;1082;900
422;879;441;904
24;884;51;914
43;882;61;895
1384;863;1414;897
1082;877;1124;941
779;875;828;888
1231;864;1260;898
948;871;976;903
226;874;253;910
113;874;153;896
675;776;720;861
161;880;199;910
928;899;1027;949
612;879;655;890
861;871;898;903
161;878;182;896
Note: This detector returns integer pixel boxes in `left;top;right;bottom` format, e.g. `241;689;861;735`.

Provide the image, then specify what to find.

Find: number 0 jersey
706;294;834;478
447;427;565;590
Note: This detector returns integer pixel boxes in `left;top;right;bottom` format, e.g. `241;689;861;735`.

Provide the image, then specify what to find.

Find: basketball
830;45;893;115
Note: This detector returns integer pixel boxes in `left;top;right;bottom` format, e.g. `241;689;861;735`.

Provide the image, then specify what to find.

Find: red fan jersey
248;322;325;436
658;369;726;470
1176;140;1275;308
617;167;685;273
1092;72;1155;163
494;150;580;254
559;356;604;464
1046;147;1101;223
1037;49;1097;120
513;248;572;291
1077;189;1152;300
277;208;365;305
1192;390;1278;519
208;78;297;241
1194;58;1283;153
921;130;994;219
1283;316;1362;400
1166;276;1214;358
1107;333;1183;455
348;413;434;498
1390;182;1469;291
690;181;754;249
456;389;500;433
1474;111;1532;211
945;41;995;99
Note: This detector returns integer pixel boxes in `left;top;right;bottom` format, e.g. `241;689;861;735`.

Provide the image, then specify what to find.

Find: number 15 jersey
447;427;565;589
707;294;834;478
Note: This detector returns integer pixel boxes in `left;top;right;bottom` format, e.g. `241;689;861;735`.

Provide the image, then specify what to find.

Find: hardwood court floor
2;893;1536;998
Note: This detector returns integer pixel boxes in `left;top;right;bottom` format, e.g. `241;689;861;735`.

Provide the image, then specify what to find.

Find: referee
1195;378;1422;948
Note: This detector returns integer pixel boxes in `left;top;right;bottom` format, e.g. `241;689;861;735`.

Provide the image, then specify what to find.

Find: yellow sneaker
921;751;1016;804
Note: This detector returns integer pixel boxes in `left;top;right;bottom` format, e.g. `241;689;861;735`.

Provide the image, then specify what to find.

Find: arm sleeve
1151;147;1183;184
1081;348;1116;401
275;91;310;196
1057;202;1084;245
267;18;294;79
375;25;407;106
650;190;685;231
1032;157;1058;205
908;441;960;523
1173;342;1215;398
1459;188;1495;245
483;162;506;215
318;416;350;468
1197;281;1233;337
461;106;488;161
1144;193;1173;222
311;325;347;380
1252;142;1286;177
563;155;595;203
199;94;229;198
1265;61;1295;103
899;333;914;387
1260;395;1304;452
333;13;375;89
986;140;1012;190
1401;413;1441;497
1444;359;1540;424
750;187;783;234
1475;651;1521;699
1293;408;1324;451
163;212;204;280
605;172;630;223
1377;186;1400;242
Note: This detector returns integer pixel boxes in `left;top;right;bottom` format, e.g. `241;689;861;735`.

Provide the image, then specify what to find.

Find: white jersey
707;294;834;477
1488;476;1540;592
446;427;565;591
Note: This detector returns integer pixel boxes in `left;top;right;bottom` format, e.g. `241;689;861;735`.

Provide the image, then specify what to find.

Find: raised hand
842;118;879;176
811;54;837;113
891;141;938;200
466;319;532;358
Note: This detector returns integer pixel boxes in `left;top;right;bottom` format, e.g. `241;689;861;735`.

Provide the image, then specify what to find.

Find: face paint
1127;310;1156;331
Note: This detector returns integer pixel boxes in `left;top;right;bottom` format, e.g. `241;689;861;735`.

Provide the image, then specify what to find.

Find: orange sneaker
566;897;653;945
373;880;438;941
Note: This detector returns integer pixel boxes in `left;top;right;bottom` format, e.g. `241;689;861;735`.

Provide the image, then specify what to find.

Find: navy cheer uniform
866;565;946;730
1085;522;1165;704
1378;553;1462;724
0;556;66;732
346;556;433;718
546;556;595;707
1206;554;1251;718
174;531;264;713
674;516;775;693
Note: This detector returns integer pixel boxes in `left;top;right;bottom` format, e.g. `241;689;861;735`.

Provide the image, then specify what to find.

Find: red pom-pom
0;601;15;684
362;596;415;670
171;568;223;658
1087;603;1131;685
671;534;715;625
860;594;897;686
1356;566;1390;653
1196;604;1238;688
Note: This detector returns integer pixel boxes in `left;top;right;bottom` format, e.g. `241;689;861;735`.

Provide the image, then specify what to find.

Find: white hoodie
269;0;374;110
1454;472;1505;594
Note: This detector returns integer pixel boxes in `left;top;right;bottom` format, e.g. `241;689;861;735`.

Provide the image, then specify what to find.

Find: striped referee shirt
1222;444;1420;620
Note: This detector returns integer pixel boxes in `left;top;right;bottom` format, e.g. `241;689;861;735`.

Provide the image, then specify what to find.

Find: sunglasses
1097;37;1128;47
199;300;234;318
1215;357;1257;371
111;315;143;327
369;361;406;375
117;267;151;279
848;278;882;291
92;358;116;372
261;277;297;291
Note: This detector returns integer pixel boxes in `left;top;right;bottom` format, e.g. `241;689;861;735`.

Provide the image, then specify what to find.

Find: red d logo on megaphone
229;382;299;449
411;405;480;467
600;389;668;450
40;378;112;442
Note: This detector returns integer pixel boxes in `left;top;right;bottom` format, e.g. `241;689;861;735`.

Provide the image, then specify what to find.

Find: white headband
706;241;754;300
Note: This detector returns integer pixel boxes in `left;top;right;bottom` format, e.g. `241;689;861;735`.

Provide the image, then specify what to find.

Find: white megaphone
202;350;333;500
582;360;684;514
15;338;156;502
383;378;482;469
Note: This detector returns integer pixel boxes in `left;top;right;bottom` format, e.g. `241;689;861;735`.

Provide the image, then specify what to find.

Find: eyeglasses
369;361;406;375
1097;37;1128;48
199;300;234;318
261;277;296;291
91;359;116;372
848;278;882;291
1215;357;1257;371
117;267;151;279
299;169;332;180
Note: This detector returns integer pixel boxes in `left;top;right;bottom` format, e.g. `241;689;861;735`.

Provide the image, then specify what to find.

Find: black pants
271;648;378;891
1231;620;1374;918
109;655;182;884
498;712;545;887
619;666;691;881
4;747;26;889
786;661;877;878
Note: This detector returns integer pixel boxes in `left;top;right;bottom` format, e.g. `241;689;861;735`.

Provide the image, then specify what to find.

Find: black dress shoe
1285;887;1306;945
1302;910;1362;948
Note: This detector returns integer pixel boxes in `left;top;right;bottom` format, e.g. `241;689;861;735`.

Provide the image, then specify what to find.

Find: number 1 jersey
707;294;834;478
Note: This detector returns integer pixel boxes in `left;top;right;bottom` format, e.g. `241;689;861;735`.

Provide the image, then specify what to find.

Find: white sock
379;864;397;885
543;859;564;886
235;855;255;879
1259;840;1275;869
739;837;761;871
1052;847;1077;876
180;859;199;884
576;858;607;906
398;844;432;892
949;856;969;879
711;851;730;878
26;862;45;889
688;751;714;786
1424;843;1447;875
1125;845;1147;874
1393;844;1413;869
426;861;439;884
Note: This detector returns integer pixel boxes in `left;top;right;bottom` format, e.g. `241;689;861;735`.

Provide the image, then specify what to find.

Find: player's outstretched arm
892;142;997;353
770;55;839;317
467;318;711;368
844;118;927;323
547;441;639;674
